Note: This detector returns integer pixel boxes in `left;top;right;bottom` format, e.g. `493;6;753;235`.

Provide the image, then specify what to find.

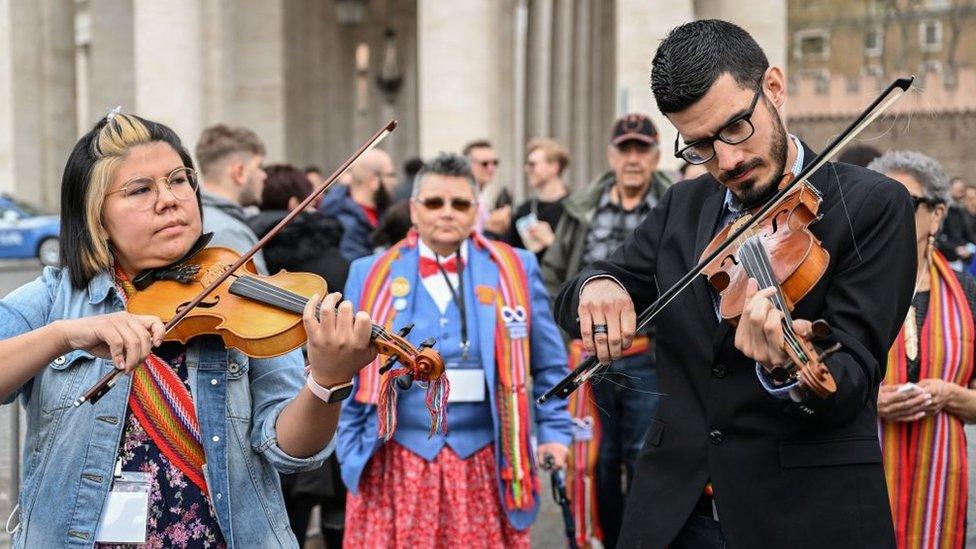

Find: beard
374;184;391;215
722;100;789;209
239;178;262;208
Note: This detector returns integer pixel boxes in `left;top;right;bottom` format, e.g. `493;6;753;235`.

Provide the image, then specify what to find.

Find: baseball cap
610;113;658;147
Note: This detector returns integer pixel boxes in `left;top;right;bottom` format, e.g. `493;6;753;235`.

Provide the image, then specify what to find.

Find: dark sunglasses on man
417;196;474;212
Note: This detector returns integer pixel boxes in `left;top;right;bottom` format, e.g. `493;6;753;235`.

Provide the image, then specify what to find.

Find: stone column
417;0;502;157
0;0;12;196
569;0;593;189
133;0;203;152
0;0;76;209
550;0;574;147
87;0;134;127
695;0;787;68
238;0;286;162
204;0;287;162
616;0;694;171
526;0;553;140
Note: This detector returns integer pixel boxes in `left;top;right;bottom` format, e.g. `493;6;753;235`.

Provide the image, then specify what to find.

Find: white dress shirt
418;239;469;314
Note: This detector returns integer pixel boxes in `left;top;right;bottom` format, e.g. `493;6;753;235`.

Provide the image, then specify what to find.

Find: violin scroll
770;318;839;399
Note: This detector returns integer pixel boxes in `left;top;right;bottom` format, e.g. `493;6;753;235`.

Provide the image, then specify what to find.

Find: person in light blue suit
338;153;572;548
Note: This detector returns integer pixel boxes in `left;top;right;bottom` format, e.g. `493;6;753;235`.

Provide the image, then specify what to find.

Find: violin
700;174;838;398
126;245;442;366
114;243;442;373
539;76;915;404
74;120;446;406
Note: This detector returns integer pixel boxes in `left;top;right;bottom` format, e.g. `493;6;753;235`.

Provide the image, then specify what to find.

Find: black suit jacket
937;205;972;262
553;143;915;548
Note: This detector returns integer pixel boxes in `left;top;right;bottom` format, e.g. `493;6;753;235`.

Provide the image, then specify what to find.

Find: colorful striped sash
115;268;209;495
354;231;539;512
880;251;973;549
565;336;649;548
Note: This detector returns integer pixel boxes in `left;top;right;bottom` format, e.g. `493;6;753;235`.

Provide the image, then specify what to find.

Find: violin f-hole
762;209;789;237
709;270;731;292
177;296;220;313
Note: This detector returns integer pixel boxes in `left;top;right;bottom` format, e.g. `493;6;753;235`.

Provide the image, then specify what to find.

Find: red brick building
786;0;976;177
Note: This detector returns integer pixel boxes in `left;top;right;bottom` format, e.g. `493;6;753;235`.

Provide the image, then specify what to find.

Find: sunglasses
910;195;943;212
416;196;474;212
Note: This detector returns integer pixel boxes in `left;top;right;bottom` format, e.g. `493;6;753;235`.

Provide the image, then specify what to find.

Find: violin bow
538;76;915;404
75;120;398;407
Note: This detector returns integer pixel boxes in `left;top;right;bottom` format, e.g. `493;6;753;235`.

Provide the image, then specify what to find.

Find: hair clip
105;105;122;123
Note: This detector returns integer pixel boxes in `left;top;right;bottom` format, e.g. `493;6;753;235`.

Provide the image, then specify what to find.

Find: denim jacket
0;267;333;548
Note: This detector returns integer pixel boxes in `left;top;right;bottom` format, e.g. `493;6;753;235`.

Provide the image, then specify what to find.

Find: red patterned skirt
344;442;531;549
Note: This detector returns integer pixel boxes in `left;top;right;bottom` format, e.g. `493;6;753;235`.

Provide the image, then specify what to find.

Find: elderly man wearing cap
541;113;672;548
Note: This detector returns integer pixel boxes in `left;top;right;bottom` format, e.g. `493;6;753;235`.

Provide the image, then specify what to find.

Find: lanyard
437;251;470;356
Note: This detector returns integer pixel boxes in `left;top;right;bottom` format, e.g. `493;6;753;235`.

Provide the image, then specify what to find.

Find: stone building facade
0;0;785;210
786;0;976;176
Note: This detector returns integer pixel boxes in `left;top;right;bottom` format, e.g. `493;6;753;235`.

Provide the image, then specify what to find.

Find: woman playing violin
0;113;376;548
869;151;976;549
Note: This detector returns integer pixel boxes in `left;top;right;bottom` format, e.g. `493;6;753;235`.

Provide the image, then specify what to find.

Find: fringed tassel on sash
354;230;539;514
425;374;450;437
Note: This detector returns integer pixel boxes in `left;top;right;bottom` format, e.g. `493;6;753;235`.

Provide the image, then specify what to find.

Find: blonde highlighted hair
60;113;194;288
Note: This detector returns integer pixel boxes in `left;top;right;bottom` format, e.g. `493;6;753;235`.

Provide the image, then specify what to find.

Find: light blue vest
391;281;494;459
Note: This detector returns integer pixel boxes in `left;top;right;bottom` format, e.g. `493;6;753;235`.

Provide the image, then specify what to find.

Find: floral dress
96;344;226;549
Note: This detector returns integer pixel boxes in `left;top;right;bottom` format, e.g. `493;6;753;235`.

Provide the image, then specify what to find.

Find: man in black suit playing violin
553;20;916;548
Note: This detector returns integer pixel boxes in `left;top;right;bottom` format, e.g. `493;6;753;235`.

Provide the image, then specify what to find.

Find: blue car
0;194;60;266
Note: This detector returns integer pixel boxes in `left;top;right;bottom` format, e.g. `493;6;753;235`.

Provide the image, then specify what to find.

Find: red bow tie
419;256;463;278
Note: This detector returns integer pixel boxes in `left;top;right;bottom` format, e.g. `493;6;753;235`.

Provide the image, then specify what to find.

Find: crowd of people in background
180;114;976;548
3;100;972;549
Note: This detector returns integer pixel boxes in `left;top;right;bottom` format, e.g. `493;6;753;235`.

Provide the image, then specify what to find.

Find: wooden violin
700;174;838;398
539;76;915;404
123;245;443;369
74;120;445;406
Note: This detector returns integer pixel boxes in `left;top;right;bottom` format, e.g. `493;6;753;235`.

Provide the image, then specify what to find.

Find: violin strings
742;241;805;361
739;238;806;361
741;239;801;354
231;275;403;349
231;277;308;313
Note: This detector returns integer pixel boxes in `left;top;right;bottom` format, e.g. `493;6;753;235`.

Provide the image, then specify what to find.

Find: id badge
445;360;486;403
95;466;151;544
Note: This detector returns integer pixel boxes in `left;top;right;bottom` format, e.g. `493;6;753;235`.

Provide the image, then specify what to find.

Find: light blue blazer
337;240;572;530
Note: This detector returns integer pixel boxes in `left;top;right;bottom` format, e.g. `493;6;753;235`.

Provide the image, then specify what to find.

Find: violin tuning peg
398;323;415;337
819;342;842;360
396;374;414;390
810;319;832;340
378;355;398;375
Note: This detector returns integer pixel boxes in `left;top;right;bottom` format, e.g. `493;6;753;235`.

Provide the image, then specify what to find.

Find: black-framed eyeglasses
104;167;199;212
674;83;763;165
910;194;944;212
416;196;474;212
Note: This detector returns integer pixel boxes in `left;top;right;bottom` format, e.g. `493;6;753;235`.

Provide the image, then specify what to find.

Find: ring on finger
593;324;609;335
